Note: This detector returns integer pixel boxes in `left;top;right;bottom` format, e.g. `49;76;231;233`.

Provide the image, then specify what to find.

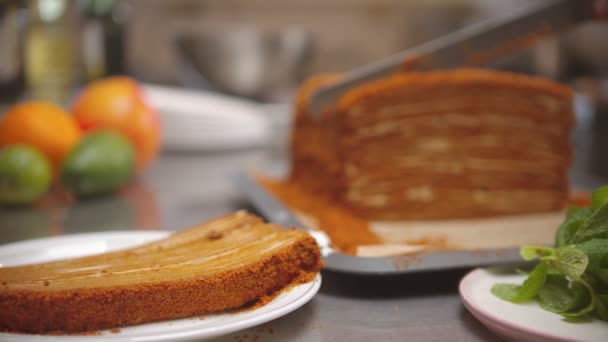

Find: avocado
61;131;134;197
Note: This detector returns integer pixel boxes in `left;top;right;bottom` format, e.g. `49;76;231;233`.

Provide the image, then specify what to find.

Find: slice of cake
291;69;574;220
0;211;322;334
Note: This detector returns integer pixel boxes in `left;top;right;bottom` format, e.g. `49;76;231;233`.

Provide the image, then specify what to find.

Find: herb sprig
491;186;608;321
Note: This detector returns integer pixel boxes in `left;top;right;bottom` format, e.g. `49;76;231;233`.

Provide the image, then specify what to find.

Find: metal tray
232;172;529;275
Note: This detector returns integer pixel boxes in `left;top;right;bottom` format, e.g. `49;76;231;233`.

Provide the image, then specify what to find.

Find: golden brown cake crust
337;68;572;111
0;212;322;334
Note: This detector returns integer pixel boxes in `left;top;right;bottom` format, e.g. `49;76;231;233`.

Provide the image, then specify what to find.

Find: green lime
61;130;135;197
0;145;52;205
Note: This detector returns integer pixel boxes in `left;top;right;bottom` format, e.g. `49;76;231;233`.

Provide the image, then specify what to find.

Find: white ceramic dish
459;266;607;342
142;84;270;151
0;232;321;342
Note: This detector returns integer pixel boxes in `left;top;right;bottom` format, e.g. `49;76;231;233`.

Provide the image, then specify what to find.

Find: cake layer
337;69;572;114
344;172;567;193
340;118;569;148
290;68;573;221
0;211;322;333
346;188;566;220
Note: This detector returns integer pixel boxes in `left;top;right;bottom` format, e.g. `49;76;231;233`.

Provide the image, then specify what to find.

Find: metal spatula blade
308;0;593;117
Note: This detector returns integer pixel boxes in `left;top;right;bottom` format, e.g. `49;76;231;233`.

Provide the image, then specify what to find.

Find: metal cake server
308;0;594;117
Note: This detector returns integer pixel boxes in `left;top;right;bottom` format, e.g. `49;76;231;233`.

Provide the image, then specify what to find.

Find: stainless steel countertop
2;97;607;340
0;147;505;341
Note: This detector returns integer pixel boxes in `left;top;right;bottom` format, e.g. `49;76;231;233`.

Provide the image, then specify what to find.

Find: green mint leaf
491;284;522;301
601;253;608;268
545;273;569;286
537;275;576;313
592;185;608;210
584;273;608;298
546;266;564;276
597;294;608;321
595;269;608;289
555;246;589;281
570;201;608;244
565;206;593;221
568;281;593;314
491;261;549;303
520;246;555;261
556;206;593;247
538;276;591;316
561;280;595;318
574;239;608;258
556;219;585;247
577;239;608;285
517;261;550;300
491;187;608;322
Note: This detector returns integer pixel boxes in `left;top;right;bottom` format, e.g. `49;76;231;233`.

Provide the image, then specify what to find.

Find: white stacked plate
143;85;271;151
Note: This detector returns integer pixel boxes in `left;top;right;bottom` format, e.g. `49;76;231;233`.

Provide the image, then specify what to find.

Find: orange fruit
72;76;161;170
0;102;81;173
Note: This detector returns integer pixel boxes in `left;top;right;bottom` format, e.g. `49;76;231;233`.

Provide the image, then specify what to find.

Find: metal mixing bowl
176;27;313;101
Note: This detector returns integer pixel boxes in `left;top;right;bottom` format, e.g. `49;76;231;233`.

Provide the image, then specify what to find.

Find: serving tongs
308;0;595;118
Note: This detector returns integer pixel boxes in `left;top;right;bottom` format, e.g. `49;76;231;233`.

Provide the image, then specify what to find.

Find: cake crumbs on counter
392;255;423;270
230;270;317;317
233;332;261;342
258;176;381;254
310;322;323;331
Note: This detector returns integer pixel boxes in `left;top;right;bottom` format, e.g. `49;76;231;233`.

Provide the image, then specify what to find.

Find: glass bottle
80;0;126;81
0;0;25;104
25;0;82;106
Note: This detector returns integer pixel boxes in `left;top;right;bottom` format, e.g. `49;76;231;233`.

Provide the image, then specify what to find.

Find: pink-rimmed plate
459;266;607;342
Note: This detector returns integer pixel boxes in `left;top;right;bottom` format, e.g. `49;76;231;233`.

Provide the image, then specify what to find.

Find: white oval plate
459;266;607;342
0;232;321;342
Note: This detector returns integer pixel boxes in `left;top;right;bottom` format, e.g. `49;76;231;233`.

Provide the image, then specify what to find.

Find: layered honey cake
0;211;322;334
290;69;574;221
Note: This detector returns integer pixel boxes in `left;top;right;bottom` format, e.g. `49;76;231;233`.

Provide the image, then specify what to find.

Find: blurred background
0;0;607;240
1;1;607;98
